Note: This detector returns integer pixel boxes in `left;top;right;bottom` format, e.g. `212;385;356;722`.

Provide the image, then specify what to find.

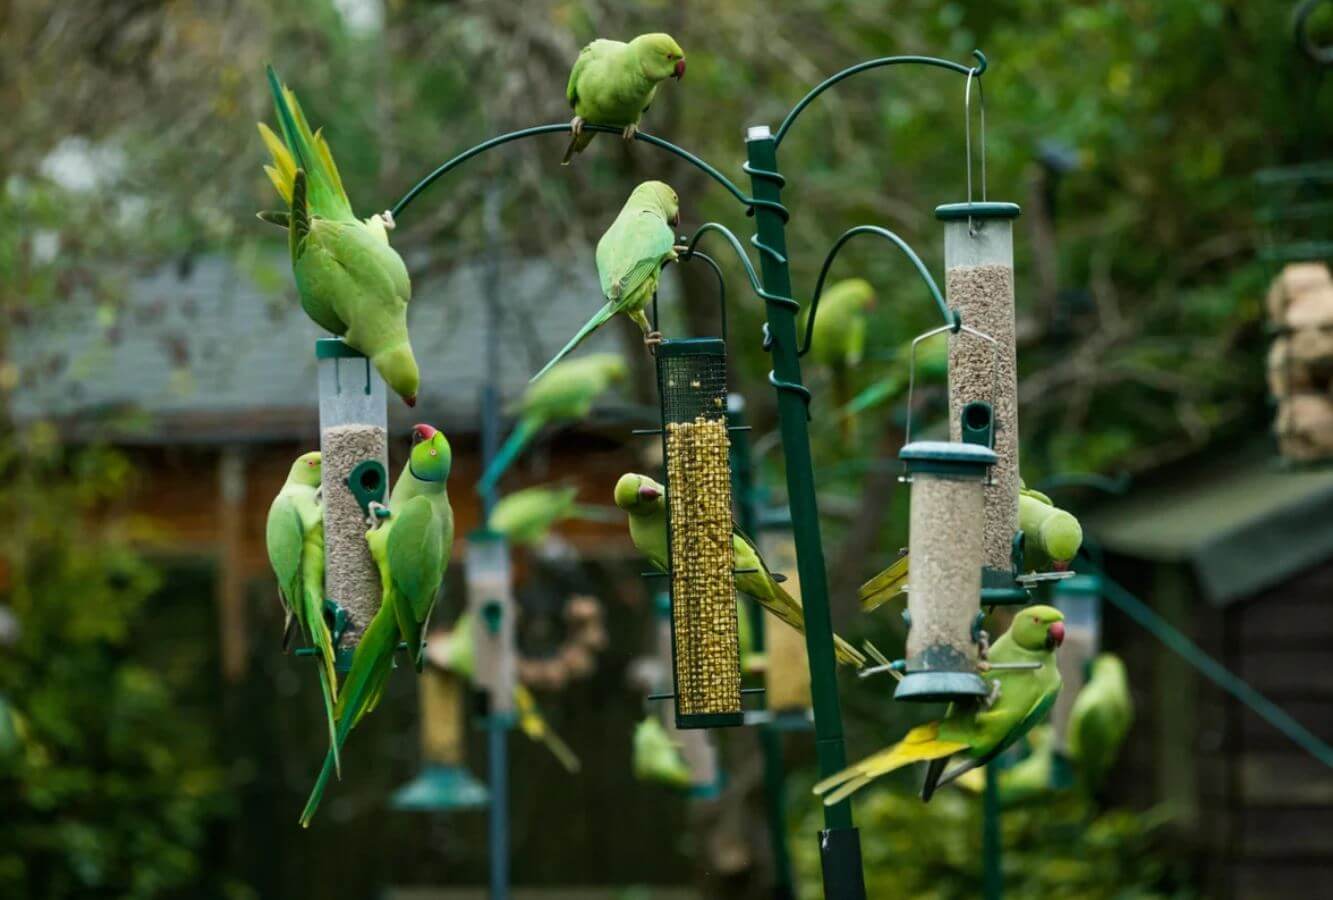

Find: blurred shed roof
7;252;635;444
1084;443;1333;606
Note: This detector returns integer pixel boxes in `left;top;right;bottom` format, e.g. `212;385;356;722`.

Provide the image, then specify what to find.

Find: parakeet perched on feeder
814;605;1065;806
266;450;340;770
562;34;686;164
530;182;681;382
632;716;694;789
257;67;420;406
478;354;628;495
488;484;603;547
805;278;875;440
614;473;866;669
1018;485;1084;572
1066;652;1134;791
299;424;454;826
430;611;581;773
953;725;1056;804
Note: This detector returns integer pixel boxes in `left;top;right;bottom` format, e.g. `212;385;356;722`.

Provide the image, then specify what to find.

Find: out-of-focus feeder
651;591;722;798
390;660;489;812
936;201;1027;604
756;520;813;721
467;530;515;716
316;338;388;664
655;337;744;728
1048;573;1103;759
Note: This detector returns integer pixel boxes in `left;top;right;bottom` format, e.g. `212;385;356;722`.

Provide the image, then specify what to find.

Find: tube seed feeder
316;338;389;662
895;421;997;703
390;663;490;812
467;530;516;716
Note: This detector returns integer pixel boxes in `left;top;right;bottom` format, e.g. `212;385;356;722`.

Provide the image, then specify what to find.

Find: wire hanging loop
903;322;999;446
657;249;729;343
963;60;988;234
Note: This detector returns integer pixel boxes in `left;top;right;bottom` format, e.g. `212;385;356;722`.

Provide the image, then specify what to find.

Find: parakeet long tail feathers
529;300;617;383
315;663;340;779
561;130;596;165
515;685;581;772
477;417;543;496
834;634;867;669
859;554;909;612
813;722;967;807
263;65;353;222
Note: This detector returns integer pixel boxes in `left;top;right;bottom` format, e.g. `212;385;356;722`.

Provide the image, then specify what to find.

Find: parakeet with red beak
814;606;1065;806
266;450;339;772
563;33;685;164
614;473;866;668
299;424;454;826
531;182;681;382
257;67;420;406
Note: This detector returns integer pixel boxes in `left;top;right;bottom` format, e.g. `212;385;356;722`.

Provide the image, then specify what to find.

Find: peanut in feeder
316;338;389;659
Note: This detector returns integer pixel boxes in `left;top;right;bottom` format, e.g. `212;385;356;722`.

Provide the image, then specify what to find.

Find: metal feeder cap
935;201;1022;221
900;440;996;476
315;337;368;359
894;670;989;703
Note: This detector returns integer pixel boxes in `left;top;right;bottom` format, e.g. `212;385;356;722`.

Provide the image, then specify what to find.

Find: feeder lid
935;201;1022;221
314;337;367;360
1052;573;1102;597
900;440;996;475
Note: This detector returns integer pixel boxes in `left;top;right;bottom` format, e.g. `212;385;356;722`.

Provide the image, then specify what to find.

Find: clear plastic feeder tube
467;530;515;715
895;440;997;703
316;338;389;649
938;202;1023;589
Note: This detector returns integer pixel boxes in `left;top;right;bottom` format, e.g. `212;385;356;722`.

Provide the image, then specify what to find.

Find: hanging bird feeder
390;662;490;812
467;529;516;717
649;591;723;797
756;515;813;722
1048;572;1103;769
316;338;389;664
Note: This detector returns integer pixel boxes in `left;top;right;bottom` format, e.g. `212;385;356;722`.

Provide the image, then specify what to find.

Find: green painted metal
934;201;1022;221
900;439;996;475
961;401;996;449
745;127;867;900
314;336;366;359
346;459;388;516
982;763;1003;900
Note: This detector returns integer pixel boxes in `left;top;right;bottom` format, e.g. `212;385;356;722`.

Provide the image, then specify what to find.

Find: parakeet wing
597;212;674;302
567;42;596;107
266;494;304;617
387;495;446;624
859;553;909;612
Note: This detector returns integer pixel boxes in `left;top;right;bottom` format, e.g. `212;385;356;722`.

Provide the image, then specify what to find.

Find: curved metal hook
389;123;754;220
1294;0;1333;67
658;250;729;342
799;225;958;358
964;63;988;210
904;322;997;445
679;222;768;301
774;50;987;148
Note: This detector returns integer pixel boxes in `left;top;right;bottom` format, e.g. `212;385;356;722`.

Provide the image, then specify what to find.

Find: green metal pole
729;396;797;900
982;763;1002;899
744;126;866;900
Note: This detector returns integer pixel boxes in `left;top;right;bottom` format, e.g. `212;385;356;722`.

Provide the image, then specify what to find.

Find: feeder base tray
894;670;989;703
390;764;490;812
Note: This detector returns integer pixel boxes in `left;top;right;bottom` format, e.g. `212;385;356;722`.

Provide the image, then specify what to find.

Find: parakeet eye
430;449;438;456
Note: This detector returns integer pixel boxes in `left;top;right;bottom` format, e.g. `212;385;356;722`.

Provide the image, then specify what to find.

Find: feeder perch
316;338;389;661
656;338;745;729
894;434;997;703
391;664;489;811
467;530;515;716
937;201;1028;604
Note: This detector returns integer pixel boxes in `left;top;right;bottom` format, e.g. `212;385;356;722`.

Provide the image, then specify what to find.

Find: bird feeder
652;591;722;798
467;529;516;716
1048;573;1102;754
390;663;490;812
756;523;812;718
894;425;997;703
937;201;1027;604
316;338;389;659
656;337;744;729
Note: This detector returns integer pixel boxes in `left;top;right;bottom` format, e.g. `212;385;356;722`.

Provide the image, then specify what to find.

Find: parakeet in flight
257;67;420;406
814;605;1065;806
632;716;694;789
839;333;949;420
563;33;686;164
487;484;607;547
1018;485;1083;572
300;424;454;826
266;450;340;772
1066;652;1133;791
477;354;628;495
531;182;681;383
805;278;875;441
614;473;866;669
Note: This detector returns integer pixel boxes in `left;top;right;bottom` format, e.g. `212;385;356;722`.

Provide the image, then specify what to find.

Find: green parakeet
805;278;875;441
953;725;1056;805
478;354;628;495
530;182;681;382
814;605;1065;806
614;473;866;669
432;611;581;773
1066;652;1134;791
300;424;454;826
488;484;612;547
633;716;693;789
840;334;949;419
258;67;420;406
1018;485;1083;572
562;34;686;164
266;450;340;772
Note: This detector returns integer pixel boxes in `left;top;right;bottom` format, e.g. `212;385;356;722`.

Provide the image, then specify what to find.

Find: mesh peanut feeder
316;338;389;660
657;338;744;728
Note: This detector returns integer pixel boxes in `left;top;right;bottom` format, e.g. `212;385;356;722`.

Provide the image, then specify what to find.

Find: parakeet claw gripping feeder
316;338;389;663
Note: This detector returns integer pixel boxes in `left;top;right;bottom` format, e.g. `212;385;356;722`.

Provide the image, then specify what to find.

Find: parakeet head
631;180;681;228
630;33;686;82
1009;605;1065;652
614;473;665;514
1089;652;1127;683
373;343;421;407
287;451;322;486
825;278;877;310
1041;510;1083;570
409;423;452;483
